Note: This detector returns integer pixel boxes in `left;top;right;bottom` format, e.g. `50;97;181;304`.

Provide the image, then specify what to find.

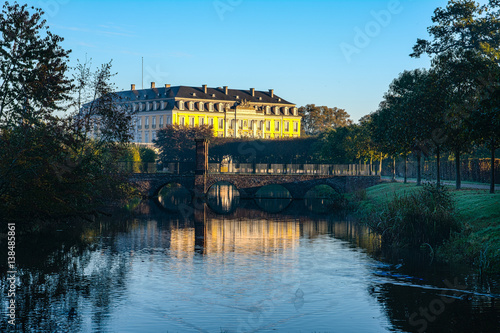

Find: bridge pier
194;138;209;196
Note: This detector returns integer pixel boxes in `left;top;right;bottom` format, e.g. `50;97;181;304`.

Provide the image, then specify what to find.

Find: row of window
176;116;299;132
135;115;171;129
131;100;299;116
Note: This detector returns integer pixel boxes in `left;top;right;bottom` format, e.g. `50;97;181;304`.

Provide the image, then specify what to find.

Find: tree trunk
404;155;408;184
455;149;461;190
379;153;383;176
392;157;396;182
416;151;422;186
491;144;496;194
436;146;441;189
370;157;373;176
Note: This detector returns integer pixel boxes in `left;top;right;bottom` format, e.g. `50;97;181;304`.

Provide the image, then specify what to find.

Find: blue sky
33;0;456;122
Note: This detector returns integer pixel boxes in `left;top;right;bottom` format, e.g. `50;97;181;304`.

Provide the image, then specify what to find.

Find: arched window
266;106;270;114
209;103;214;111
189;102;194;110
179;101;185;110
199;102;204;111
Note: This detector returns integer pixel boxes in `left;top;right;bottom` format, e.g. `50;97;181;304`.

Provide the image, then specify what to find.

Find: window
285;121;289;132
179;116;185;126
199;117;204;126
153;102;157;111
219;118;224;129
159;116;164;128
137;131;142;142
230;119;235;129
199;102;204;111
145;132;149;143
144;117;149;129
249;120;253;130
189;102;194;110
209;103;214;111
293;107;298;116
274;106;280;115
266;106;270;114
179;101;185;110
266;121;270;131
137;117;142;129
284;107;289;115
152;116;156;129
189;117;195;126
275;121;280;131
167;116;172;125
152;131;156;142
219;103;224;112
294;122;299;132
208;118;214;126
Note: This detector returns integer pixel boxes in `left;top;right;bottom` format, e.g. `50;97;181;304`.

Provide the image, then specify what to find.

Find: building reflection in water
206;182;240;214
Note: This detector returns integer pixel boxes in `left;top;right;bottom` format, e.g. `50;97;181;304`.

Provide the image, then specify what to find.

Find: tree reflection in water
1;195;499;332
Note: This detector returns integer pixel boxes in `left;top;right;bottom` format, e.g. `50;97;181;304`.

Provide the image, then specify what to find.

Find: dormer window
274;106;280;115
153;102;157;111
189;102;194;110
179;101;185;110
209;103;214;111
284;107;289;115
199;102;204;111
219;103;224;112
266;106;270;114
293;107;298;116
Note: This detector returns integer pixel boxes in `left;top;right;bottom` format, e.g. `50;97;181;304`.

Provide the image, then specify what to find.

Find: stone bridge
130;139;380;199
130;173;380;199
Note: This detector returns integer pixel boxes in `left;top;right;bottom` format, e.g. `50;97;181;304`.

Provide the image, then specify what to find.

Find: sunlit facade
100;83;301;143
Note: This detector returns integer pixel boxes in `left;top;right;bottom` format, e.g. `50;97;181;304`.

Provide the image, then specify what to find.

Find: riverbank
353;182;500;274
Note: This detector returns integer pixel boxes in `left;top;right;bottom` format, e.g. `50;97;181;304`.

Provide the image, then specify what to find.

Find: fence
207;163;375;176
381;158;500;184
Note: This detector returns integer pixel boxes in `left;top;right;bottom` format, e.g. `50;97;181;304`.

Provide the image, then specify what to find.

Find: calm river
1;184;499;332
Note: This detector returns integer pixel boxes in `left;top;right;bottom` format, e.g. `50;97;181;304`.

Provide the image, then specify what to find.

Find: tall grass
365;184;459;249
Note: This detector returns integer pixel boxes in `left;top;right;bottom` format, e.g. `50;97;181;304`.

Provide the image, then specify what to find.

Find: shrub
366;184;459;248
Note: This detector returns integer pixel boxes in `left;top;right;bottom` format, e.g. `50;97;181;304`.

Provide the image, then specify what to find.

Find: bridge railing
207;163;377;176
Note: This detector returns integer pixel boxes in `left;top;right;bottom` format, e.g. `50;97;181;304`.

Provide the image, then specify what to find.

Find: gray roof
113;85;295;105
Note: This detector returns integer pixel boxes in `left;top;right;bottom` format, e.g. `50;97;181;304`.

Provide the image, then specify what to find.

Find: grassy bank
353;182;500;273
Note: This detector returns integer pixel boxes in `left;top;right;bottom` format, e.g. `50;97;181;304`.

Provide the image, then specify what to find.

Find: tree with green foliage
0;2;135;221
0;2;72;127
298;104;352;136
412;0;500;192
154;124;213;162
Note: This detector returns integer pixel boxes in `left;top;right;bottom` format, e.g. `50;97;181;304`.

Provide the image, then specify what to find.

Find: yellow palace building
106;83;301;143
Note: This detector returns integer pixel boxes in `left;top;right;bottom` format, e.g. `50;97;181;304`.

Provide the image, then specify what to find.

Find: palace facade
89;83;301;143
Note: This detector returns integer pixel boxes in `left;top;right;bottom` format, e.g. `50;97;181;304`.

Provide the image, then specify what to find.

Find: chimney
203;84;207;94
224;86;228;95
151;82;155;89
131;84;136;90
250;88;255;97
269;89;274;98
165;84;171;88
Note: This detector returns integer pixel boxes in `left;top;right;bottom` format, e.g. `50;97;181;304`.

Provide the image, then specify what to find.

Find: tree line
0;3;135;221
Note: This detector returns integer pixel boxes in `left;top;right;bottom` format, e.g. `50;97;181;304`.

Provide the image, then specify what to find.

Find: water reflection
304;185;341;213
1;196;500;332
255;185;292;213
206;181;240;214
157;183;191;211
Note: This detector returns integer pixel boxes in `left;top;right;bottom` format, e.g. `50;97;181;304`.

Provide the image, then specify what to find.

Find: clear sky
33;0;455;122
